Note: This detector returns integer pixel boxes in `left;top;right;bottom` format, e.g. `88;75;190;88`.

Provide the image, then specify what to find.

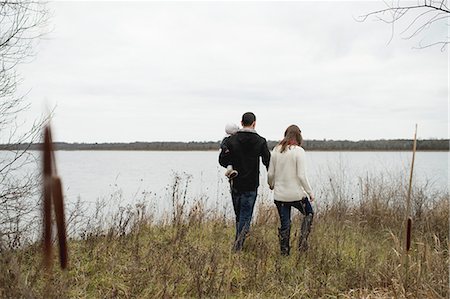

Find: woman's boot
299;214;313;252
278;227;290;256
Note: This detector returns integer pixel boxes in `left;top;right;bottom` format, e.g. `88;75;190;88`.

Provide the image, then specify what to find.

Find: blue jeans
231;189;257;251
275;197;314;232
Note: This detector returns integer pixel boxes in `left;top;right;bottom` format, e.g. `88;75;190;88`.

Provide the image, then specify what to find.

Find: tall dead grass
0;173;448;298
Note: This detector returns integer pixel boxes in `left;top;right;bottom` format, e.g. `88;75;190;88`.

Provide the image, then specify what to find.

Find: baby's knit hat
225;123;239;135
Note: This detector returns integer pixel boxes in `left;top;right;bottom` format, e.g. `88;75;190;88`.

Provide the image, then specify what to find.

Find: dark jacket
219;130;271;192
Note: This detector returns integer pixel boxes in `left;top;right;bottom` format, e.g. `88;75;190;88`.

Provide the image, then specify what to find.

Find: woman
268;125;314;255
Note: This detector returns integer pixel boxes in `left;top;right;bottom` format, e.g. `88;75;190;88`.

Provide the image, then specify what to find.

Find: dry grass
0;174;448;298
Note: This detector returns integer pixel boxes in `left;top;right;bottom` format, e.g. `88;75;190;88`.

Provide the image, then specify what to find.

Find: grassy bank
1;178;448;298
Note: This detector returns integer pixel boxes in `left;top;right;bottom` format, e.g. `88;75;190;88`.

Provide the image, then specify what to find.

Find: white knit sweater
267;145;313;202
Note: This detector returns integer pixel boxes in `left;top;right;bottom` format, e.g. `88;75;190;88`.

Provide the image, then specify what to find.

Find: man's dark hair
241;112;256;126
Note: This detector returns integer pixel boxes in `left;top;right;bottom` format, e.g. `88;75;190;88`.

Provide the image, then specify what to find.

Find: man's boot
299;214;313;252
278;227;290;256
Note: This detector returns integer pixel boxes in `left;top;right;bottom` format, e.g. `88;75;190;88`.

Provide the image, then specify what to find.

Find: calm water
5;150;449;216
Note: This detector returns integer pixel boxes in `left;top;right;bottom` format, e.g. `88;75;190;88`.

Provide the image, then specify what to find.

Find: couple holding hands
219;112;314;256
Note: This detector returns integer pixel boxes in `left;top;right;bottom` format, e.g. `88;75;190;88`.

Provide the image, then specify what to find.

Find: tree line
0;139;448;151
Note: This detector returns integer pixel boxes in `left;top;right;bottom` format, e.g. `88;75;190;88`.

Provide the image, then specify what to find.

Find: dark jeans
231;189;257;251
275;197;314;232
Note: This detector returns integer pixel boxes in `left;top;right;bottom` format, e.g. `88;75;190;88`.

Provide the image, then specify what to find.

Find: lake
28;150;448;213
4;150;449;211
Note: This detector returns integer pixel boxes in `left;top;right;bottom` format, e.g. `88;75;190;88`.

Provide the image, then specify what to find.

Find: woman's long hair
279;125;303;153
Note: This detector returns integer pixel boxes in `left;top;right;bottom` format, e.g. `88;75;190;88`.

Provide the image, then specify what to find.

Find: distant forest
1;139;448;151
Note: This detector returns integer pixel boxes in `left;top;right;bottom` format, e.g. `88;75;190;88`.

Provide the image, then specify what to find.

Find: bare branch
400;8;438;34
0;0;49;249
402;13;448;39
414;39;449;50
359;0;449;49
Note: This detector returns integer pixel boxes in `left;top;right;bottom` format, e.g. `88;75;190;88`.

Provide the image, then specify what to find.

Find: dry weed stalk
405;124;418;252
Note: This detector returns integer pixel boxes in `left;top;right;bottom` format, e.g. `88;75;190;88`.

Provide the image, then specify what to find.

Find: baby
221;123;239;179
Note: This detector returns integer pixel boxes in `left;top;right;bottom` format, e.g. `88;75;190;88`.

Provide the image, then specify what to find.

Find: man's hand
309;194;315;202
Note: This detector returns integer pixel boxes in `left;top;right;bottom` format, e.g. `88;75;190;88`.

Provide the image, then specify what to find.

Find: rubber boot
299;214;313;252
278;227;290;256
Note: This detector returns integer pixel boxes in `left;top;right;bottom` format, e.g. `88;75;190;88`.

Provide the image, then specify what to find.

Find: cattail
42;126;53;269
406;218;412;251
42;124;68;270
52;176;68;269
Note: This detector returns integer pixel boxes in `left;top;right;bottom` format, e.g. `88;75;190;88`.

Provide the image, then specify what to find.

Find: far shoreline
0;138;448;152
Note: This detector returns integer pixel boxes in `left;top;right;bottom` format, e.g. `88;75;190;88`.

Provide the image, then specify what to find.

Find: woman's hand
309;194;315;202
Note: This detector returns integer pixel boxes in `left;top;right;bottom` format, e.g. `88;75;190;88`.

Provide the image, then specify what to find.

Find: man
219;112;271;251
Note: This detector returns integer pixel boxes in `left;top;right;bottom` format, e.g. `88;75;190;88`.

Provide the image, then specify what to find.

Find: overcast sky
16;1;448;142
